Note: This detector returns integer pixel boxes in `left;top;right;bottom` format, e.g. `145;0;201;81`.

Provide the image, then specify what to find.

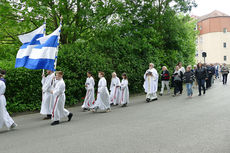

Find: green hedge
4;68;42;113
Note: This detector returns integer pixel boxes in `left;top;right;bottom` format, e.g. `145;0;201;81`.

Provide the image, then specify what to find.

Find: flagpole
54;16;62;71
42;18;46;76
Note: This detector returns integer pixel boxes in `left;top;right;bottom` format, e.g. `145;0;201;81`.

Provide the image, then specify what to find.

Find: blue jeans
215;70;219;78
197;79;205;95
186;83;193;96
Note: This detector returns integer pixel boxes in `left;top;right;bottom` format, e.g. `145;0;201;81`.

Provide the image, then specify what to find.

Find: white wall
196;32;230;64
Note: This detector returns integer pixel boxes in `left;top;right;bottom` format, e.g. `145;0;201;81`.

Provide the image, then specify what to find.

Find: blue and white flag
15;24;46;68
24;25;61;71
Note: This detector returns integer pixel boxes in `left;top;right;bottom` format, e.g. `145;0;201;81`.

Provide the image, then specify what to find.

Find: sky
190;0;230;16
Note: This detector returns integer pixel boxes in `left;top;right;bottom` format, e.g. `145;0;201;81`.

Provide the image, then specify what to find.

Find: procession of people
0;61;229;130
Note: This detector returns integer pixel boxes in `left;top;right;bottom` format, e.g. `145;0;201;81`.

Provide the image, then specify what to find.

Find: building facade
195;10;230;64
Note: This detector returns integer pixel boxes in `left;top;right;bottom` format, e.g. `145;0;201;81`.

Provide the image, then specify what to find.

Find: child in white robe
91;71;110;112
109;72;121;106
143;63;159;102
82;71;95;111
0;72;17;130
51;71;73;126
119;73;129;107
40;70;55;120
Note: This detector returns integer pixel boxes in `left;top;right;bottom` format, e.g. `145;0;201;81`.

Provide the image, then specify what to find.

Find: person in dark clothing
183;65;195;97
195;62;208;96
172;66;183;96
178;62;185;94
159;66;170;96
206;64;213;89
210;64;215;85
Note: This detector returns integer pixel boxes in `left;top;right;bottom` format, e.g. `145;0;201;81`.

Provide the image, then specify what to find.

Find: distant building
195;10;230;64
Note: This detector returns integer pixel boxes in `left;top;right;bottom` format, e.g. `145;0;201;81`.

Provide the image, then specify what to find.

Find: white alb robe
109;77;121;105
40;73;55;115
119;79;129;105
143;68;159;100
91;77;110;111
52;79;70;121
82;77;95;109
0;81;15;129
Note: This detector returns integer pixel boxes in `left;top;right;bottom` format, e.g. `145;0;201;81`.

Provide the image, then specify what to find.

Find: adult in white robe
120;78;129;106
109;73;121;105
91;74;110;112
51;72;72;126
143;63;159;102
0;80;17;129
40;71;55;119
82;76;95;110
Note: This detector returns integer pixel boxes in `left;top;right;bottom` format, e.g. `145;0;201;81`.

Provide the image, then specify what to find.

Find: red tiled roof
198;10;230;22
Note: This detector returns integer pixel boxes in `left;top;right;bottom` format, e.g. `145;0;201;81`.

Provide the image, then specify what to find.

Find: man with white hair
143;63;159;102
221;63;229;85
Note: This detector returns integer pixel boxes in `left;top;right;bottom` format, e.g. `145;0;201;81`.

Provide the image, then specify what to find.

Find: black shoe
68;113;73;122
82;108;88;111
43;114;52;120
146;98;150;103
198;94;201;96
51;121;59;126
159;93;163;96
10;123;17;129
152;98;158;102
122;103;127;107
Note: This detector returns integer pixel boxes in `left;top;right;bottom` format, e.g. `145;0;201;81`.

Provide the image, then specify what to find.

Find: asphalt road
1;80;230;153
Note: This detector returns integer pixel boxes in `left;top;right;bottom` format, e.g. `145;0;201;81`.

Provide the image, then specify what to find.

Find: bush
4;68;42;113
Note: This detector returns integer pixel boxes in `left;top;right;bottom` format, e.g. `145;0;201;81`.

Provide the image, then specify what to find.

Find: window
224;28;227;33
224;56;227;61
224;42;227;48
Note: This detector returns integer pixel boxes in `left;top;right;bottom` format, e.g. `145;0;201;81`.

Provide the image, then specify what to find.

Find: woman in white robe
109;72;121;106
82;71;95;111
40;70;55;119
51;71;73;126
143;63;159;102
0;78;17;129
91;71;110;112
119;73;129;107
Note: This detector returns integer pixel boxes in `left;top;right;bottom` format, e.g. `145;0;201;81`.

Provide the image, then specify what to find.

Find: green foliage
3;68;42;113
